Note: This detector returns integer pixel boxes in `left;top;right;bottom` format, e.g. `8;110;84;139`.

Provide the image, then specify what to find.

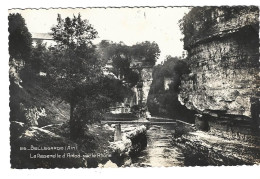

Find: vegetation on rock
147;56;195;123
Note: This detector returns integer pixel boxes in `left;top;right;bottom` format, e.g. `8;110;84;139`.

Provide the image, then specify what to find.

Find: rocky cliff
126;64;154;117
178;7;259;137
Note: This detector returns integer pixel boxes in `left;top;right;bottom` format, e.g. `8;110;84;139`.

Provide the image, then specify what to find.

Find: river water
131;118;185;167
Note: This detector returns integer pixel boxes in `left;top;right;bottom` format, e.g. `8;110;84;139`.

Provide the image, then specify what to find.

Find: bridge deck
101;121;176;125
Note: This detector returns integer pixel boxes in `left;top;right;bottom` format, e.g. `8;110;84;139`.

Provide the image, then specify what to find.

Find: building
31;32;55;46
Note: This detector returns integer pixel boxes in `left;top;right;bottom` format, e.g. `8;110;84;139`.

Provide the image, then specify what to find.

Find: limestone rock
179;7;260;135
174;130;260;165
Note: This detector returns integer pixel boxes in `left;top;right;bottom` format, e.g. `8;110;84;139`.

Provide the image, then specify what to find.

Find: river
130;117;185;167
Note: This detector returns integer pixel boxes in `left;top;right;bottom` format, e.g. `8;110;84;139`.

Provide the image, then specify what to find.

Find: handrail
101;121;176;125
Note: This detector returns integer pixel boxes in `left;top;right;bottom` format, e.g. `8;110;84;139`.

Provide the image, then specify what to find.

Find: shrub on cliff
179;6;259;49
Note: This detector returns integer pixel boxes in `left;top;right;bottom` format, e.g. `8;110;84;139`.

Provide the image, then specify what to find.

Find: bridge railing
101;120;177;125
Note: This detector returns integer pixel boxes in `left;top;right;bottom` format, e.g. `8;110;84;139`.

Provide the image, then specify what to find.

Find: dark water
131;118;185;167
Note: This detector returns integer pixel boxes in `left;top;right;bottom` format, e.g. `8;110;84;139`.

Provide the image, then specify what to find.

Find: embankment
172;120;260;166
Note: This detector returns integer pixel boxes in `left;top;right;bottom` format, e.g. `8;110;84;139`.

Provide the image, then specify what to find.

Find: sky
9;7;190;64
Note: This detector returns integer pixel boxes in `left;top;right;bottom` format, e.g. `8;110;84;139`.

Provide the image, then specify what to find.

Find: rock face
108;63;154;117
121;65;153;117
178;7;260;136
137;67;153;105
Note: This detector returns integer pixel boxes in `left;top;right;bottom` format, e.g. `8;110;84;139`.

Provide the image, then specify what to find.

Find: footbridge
101;120;177;125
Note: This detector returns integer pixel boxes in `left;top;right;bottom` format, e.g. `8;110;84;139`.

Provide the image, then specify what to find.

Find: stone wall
178;7;259;136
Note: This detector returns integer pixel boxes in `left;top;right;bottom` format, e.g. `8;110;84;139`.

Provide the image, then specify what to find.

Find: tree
97;40;139;87
9;13;34;124
48;13;102;139
8;13;32;63
48;14;129;139
131;41;160;66
31;40;49;74
97;40;160;87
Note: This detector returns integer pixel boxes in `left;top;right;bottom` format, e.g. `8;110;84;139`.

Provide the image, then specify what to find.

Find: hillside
10;75;70;127
9;73;114;168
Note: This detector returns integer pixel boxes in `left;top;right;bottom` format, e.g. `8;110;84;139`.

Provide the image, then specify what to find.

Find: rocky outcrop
108;64;154;117
109;125;147;166
134;67;153;106
178;7;260;136
174;130;260;166
23;106;47;126
172;120;260;165
109;125;147;154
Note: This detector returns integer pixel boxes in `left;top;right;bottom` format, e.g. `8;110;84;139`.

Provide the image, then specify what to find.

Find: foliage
9;13;35;124
8;13;35;84
51;14;98;48
149;56;189;93
178;7;216;47
49;13;99;102
131;41;160;66
31;40;49;73
179;6;259;48
98;40;137;87
97;40;160;87
48;14;125;139
147;56;194;122
8;13;32;62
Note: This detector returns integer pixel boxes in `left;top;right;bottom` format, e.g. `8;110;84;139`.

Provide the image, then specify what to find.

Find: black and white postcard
7;4;260;171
